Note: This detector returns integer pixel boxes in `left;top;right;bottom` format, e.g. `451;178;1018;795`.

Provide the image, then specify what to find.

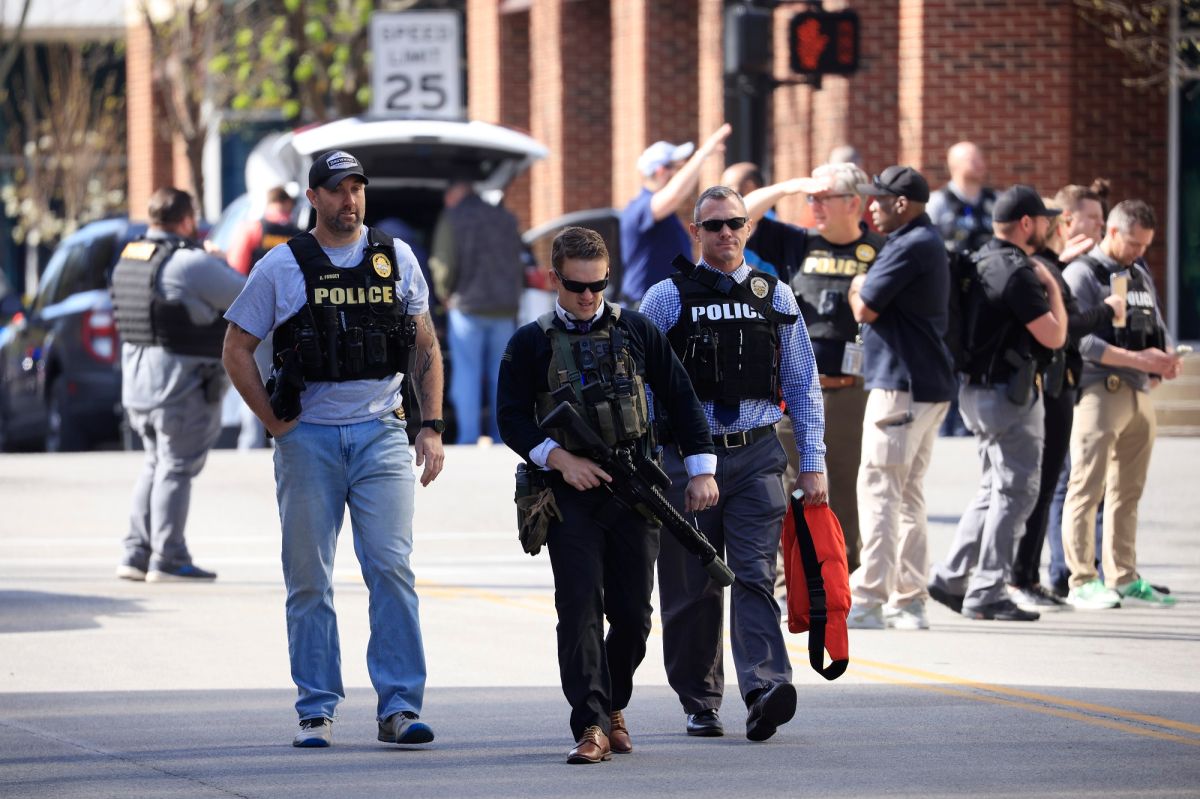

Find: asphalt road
1;435;1198;798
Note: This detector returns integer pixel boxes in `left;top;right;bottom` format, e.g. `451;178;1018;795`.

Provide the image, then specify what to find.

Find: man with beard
223;150;445;747
927;185;1068;622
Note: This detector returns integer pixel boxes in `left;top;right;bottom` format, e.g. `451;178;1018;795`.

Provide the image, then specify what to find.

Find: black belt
712;423;775;449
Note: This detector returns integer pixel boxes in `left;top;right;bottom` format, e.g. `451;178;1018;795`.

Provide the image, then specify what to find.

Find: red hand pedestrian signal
788;10;860;76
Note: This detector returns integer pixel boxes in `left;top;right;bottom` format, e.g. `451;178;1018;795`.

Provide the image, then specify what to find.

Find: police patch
856;243;877;263
372;253;392;278
749;276;770;299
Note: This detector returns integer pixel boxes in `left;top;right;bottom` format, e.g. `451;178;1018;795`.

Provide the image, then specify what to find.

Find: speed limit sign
370;11;463;119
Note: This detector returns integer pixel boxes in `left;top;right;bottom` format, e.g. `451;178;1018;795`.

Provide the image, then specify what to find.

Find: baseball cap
637;141;696;177
856;165;931;203
308;150;369;191
993;184;1062;222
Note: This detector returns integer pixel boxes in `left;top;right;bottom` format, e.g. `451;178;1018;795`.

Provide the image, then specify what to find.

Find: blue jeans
272;417;425;722
448;308;515;443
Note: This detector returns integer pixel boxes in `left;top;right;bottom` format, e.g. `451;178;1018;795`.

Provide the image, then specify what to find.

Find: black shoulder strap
671;255;798;324
286;231;332;272
1073;254;1112;287
790;493;847;681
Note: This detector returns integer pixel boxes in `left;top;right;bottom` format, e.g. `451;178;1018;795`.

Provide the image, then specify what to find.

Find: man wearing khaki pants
1061;200;1182;609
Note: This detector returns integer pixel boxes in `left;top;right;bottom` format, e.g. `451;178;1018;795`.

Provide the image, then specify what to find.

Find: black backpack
944;249;982;373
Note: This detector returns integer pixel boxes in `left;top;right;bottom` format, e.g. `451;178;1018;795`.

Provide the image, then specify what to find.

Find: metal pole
1167;0;1180;338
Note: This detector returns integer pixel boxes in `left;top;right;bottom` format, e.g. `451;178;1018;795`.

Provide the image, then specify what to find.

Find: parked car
0;218;146;451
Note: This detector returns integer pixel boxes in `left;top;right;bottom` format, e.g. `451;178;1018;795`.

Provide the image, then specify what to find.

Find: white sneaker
115;564;146;582
293;717;332;747
884;599;930;630
847;603;885;629
1067;579;1122;610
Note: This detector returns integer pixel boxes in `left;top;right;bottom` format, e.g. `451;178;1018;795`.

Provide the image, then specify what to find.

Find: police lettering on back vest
272;228;416;381
1077;255;1165;353
534;305;651;453
111;237;226;358
666;257;797;406
790;230;885;344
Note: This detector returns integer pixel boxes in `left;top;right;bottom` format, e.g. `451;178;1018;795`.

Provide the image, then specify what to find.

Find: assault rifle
540;402;735;587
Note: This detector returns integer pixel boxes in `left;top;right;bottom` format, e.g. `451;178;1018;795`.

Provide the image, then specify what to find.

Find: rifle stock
540;402;734;587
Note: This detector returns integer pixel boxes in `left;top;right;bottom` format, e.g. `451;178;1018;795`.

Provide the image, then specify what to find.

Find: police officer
496;226;717;763
928;185;1068;622
1061;199;1182;609
743;162;886;573
640;185;826;741
223;150;445;748
112;187;246;583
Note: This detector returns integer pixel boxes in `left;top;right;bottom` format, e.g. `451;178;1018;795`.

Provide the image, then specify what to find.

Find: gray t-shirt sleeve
160;250;247;326
1063;259;1109;362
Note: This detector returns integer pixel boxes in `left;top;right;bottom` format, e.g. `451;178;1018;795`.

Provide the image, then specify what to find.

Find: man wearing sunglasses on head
497;227;717;764
640;186;826;742
740;162;887;577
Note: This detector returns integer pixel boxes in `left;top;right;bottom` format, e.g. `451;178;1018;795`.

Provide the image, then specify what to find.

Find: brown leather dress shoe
567;725;612;764
609;710;632;754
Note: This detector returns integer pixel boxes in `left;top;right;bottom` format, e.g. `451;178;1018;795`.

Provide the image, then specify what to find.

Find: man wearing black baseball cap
843;165;956;632
928;183;1068;623
308;149;369;192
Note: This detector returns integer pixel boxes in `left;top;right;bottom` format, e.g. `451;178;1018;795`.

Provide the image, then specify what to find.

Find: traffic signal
788;10;860;76
724;3;774;77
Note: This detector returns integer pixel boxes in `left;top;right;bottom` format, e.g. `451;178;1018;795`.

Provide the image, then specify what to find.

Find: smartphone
875;409;915;428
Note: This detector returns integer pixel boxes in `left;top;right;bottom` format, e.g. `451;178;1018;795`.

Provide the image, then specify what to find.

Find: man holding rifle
496;226;718;764
640;185;826;742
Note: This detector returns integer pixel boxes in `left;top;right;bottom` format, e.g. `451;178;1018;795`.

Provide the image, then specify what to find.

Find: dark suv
0;217;146;451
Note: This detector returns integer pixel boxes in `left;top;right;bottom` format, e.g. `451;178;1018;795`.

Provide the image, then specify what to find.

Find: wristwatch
420;418;446;434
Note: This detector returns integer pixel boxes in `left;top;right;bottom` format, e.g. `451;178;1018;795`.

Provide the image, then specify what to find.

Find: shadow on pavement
0;590;146;634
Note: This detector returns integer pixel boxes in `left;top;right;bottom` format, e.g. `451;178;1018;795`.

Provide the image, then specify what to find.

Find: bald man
927;141;997;437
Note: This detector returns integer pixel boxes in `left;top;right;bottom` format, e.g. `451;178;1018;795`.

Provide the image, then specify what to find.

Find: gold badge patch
856;243;877;263
120;241;158;261
372;253;392;278
749;276;770;299
1105;374;1122;392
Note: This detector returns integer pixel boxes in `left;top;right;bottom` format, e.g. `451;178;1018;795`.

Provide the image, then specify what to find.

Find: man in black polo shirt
843;166;956;630
928;185;1068;622
743;162;886;573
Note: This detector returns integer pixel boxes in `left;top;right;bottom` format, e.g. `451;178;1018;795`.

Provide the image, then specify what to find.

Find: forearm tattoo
414;313;443;415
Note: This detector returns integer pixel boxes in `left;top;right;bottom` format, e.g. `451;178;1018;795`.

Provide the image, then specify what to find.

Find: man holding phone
1060;200;1182;609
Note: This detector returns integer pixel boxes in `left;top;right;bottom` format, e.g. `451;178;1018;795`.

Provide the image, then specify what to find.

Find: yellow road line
847;665;1200;748
850;655;1200;736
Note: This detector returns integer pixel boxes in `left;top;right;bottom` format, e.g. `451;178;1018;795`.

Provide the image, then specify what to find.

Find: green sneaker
1116;578;1177;608
1066;579;1122;610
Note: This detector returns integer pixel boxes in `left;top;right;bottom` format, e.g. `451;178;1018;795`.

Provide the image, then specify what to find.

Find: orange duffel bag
781;490;849;680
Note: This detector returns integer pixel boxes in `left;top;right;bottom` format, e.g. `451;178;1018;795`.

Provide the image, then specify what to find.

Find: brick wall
125;18;175;222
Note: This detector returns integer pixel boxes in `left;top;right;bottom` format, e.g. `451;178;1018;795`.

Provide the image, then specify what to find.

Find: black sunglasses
555;271;609;294
697;216;750;233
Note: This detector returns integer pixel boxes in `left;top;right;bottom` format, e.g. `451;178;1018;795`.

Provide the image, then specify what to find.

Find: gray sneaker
847;603;885;630
1009;584;1071;613
293;717;332;748
115;564;147;582
884;599;930;630
378;711;434;745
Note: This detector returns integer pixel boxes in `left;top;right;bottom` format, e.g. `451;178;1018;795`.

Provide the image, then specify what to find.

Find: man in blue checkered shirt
640;185;826;743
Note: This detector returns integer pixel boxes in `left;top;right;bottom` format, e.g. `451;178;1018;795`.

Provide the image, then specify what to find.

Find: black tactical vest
932;187;996;255
110;237;227;358
1078;256;1164;353
534;305;651;451
789;229;885;342
960;242;1043;382
272;228;416;382
251;218;302;269
666;259;797;405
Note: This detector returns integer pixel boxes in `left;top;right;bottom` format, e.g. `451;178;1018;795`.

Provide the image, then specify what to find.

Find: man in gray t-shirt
112;188;246;584
223;149;445;750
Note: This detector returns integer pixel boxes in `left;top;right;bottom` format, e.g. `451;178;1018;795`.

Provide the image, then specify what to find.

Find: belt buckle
722;429;747;448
